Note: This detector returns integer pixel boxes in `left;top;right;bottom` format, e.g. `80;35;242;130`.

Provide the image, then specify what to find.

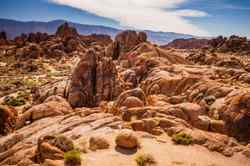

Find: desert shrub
3;91;31;107
135;153;156;166
64;150;81;166
47;71;62;77
204;95;216;105
172;132;193;145
3;95;26;106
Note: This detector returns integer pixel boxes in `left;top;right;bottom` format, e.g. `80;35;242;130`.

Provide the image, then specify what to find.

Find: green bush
3;95;26;106
204;95;216;105
22;78;39;88
172;132;193;145
135;153;156;166
64;150;81;166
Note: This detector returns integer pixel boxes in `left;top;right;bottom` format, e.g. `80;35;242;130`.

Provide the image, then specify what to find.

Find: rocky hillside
162;38;210;49
0;23;250;166
162;35;250;54
0;18;194;44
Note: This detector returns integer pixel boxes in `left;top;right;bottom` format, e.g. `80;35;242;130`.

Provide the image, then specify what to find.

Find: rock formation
0;23;250;166
67;48;122;107
163;38;210;49
106;30;148;60
0;31;8;45
209;35;250;53
56;22;78;38
0;105;17;135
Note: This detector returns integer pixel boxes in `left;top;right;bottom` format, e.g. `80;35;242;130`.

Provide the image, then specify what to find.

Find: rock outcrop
218;91;250;141
0;105;17;135
115;130;140;149
106;30;148;60
1;24;250;165
163;38;209;49
35;135;74;163
89;136;110;151
81;34;112;46
115;30;147;52
18;95;73;128
0;31;8;45
209;35;250;53
56;22;78;38
67;49;123;107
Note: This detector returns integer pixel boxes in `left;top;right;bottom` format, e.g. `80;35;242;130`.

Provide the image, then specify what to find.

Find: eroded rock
115;129;140;149
0;105;17;135
68;49;122;108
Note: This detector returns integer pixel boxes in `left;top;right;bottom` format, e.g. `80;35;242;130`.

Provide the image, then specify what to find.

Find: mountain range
0;18;194;44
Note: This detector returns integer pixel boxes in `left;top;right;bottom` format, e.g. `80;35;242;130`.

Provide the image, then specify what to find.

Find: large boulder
35;135;74;163
106;30;148;60
18;95;72;127
89;136;110;151
112;88;147;110
115;129;140;149
115;30;147;52
218;91;250;141
67;49;123;108
0;105;17;135
142;71;200;97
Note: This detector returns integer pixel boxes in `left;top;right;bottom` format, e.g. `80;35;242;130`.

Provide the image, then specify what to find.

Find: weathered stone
115;130;140;149
0;105;17;135
89;136;110;151
68;49;122;107
35;135;74;163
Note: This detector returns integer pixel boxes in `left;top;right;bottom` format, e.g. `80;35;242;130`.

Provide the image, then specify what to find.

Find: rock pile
1;23;250;165
209;35;250;53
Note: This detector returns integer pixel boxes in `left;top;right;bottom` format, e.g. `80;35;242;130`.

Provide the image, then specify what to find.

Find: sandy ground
78;132;250;166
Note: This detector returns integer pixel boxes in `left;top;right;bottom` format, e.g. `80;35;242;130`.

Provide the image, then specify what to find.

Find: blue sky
0;0;249;37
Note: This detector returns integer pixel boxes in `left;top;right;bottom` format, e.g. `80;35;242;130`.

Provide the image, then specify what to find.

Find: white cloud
174;9;209;17
48;0;209;35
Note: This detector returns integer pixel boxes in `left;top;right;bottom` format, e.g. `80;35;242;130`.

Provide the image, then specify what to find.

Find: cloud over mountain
48;0;208;35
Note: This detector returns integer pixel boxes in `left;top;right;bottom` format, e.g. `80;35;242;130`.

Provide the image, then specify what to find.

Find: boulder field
0;23;250;165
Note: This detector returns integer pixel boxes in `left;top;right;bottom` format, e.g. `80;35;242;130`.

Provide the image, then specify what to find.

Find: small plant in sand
135;152;156;166
204;95;216;105
64;150;81;166
3;95;26;107
172;132;193;145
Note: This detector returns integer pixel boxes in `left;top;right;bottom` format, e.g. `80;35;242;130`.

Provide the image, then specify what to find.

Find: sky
0;0;250;37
